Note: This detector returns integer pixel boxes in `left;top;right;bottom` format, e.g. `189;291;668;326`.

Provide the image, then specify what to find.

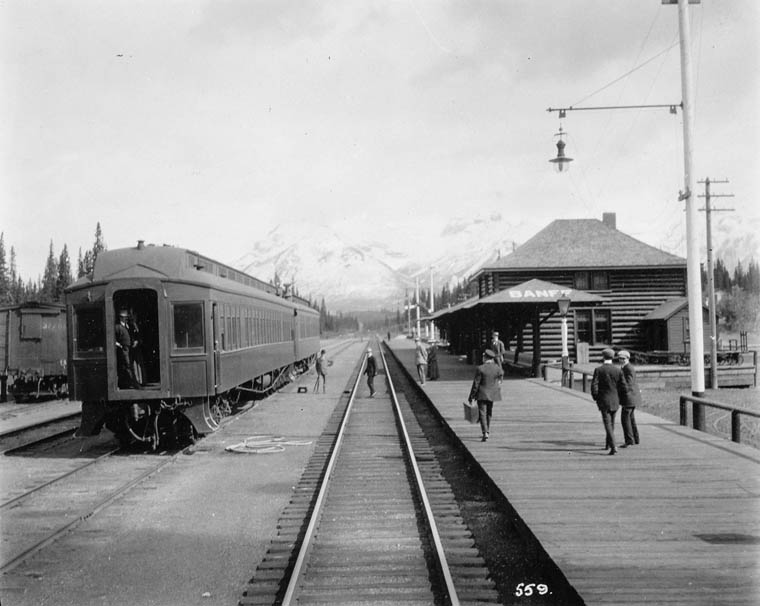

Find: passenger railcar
65;241;320;448
0;302;68;402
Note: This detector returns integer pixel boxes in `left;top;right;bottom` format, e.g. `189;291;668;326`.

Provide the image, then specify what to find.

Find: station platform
0;398;80;437
387;337;760;605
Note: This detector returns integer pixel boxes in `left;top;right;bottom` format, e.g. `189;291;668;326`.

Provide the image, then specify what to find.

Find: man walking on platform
365;348;377;397
414;338;428;385
468;349;503;442
491;331;507;368
617;350;641;447
591;348;625;455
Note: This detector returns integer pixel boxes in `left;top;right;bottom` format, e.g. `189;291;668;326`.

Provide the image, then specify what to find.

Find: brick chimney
602;212;617;230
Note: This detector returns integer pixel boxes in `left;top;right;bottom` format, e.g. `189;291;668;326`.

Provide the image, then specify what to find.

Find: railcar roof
66;244;316;312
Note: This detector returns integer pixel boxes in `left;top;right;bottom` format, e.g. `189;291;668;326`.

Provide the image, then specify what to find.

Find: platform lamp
549;121;573;173
557;296;572;386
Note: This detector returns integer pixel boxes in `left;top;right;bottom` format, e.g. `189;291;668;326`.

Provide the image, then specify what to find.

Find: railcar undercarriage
83;360;313;450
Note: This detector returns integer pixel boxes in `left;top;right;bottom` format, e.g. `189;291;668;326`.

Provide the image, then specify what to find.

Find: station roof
475;278;605;306
642;297;707;321
433;279;604;321
478;219;686;272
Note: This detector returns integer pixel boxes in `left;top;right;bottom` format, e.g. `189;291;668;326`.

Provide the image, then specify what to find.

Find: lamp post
557;297;571;386
548;0;705;396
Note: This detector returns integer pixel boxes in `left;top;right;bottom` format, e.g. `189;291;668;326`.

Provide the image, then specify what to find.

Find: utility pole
429;266;435;342
415;276;421;339
405;289;411;337
698;178;735;389
664;0;705;396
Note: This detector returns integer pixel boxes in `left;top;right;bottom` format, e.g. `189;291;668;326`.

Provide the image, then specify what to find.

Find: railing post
731;410;741;443
568;371;574;391
582;374;588;393
679;396;688;426
693;400;705;432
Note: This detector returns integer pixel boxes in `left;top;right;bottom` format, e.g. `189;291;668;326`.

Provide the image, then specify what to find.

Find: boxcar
65;241;320;448
0;302;68;402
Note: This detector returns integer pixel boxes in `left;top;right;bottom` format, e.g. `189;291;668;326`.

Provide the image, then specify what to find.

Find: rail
679;395;760;445
280;341;460;606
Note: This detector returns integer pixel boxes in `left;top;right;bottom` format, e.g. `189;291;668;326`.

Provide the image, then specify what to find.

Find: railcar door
212;302;220;395
111;288;161;391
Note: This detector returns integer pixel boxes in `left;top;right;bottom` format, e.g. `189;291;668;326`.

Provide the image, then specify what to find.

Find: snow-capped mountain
232;215;523;311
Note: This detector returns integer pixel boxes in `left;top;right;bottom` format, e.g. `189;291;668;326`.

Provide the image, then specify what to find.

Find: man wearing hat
414;338;428;385
468;348;504;442
591;348;625;455
365;348;377;398
617;350;641;447
490;331;507;368
115;309;139;389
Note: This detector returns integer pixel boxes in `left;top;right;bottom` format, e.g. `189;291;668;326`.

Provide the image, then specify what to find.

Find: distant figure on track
591;348;625;455
314;349;329;393
414;338;428;385
427;341;439;380
365;348;377;397
468;349;503;442
617;350;641;447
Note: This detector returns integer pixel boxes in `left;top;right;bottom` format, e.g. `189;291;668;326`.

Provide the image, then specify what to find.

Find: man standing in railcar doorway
365;348;377;397
115;309;139;389
591;348;625;455
468;349;503;442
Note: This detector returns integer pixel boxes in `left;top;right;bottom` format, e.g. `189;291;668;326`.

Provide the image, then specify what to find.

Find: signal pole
664;0;705;395
698;178;735;389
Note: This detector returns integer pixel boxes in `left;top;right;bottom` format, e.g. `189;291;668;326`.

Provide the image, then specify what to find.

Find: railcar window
173;303;204;350
75;307;105;353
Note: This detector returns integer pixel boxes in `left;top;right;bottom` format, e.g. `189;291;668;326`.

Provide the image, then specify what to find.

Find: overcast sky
2;0;758;280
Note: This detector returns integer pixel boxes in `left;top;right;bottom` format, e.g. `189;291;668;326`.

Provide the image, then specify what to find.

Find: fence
679;395;760;445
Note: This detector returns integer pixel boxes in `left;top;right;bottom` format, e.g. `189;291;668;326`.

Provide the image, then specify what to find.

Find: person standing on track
365;348;377;397
314;349;329;393
591;348;625;455
468;349;503;442
414;338;428;385
617;350;641;447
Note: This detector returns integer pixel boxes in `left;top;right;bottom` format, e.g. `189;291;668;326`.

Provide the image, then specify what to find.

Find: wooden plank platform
388;338;760;605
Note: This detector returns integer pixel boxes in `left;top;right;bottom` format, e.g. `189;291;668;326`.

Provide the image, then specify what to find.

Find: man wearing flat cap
468;348;504;442
591;348;625;455
617;350;641;447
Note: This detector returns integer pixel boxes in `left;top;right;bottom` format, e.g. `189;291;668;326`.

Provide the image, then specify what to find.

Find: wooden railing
679;395;760;445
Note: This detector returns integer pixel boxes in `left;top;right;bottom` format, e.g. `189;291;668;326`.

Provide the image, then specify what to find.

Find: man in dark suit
617;350;641;447
591;348;625;455
468;349;504;442
490;331;507;368
115;309;139;389
365;348;377;398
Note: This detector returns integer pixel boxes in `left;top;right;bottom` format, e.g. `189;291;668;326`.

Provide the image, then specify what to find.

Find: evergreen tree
77;247;86;279
92;222;106;264
55;244;72;301
0;232;9;305
41;241;59;302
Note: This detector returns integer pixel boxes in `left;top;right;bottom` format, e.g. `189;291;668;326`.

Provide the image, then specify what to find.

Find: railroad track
240;340;498;605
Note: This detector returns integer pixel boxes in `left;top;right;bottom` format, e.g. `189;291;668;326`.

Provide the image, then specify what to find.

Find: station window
574;309;612;345
173;303;204;351
75;306;105;353
574;271;609;290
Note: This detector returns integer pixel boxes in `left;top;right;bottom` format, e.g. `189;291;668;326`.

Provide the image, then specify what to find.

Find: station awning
474;278;605;307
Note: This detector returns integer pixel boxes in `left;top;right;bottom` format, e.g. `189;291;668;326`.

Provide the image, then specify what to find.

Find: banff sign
506;288;573;300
